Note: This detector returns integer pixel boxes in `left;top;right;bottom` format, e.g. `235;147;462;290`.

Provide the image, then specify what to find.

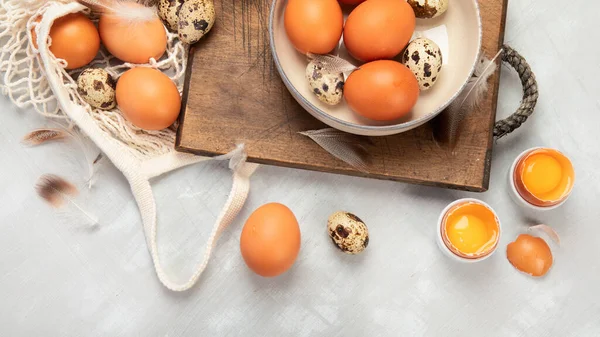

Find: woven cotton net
0;0;188;160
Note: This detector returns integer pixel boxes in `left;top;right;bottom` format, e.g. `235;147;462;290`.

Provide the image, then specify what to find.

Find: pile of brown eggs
284;0;447;121
32;0;215;131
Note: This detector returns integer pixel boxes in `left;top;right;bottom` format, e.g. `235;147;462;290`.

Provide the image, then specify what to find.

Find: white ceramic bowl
269;0;482;136
436;198;502;263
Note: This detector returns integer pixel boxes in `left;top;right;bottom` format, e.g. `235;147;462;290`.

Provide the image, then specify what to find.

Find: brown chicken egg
240;203;301;277
343;0;416;62
506;234;553;277
115;68;181;130
344;60;419;121
99;3;167;64
32;13;100;69
284;0;344;54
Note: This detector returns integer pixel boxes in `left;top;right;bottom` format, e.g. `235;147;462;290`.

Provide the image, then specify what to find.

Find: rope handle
493;45;539;139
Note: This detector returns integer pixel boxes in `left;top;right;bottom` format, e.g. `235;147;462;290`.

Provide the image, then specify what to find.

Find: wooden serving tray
176;0;508;192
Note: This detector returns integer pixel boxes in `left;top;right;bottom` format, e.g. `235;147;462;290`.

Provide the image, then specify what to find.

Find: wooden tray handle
493;45;539;139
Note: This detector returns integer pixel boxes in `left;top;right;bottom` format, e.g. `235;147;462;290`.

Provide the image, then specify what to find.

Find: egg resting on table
327;211;369;254
77;68;116;110
284;0;344;54
343;0;416;62
115;68;181;130
34;13;100;69
402;38;443;91
99;3;167;64
240;203;301;277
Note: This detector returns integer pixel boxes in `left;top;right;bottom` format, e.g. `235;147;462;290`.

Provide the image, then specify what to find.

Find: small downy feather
434;49;503;150
300;129;373;171
23;125;102;188
22;128;69;146
36;174;99;226
76;0;157;22
64;127;101;189
307;53;358;74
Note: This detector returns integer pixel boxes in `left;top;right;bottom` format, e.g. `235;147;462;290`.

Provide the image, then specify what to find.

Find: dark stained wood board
176;0;509;192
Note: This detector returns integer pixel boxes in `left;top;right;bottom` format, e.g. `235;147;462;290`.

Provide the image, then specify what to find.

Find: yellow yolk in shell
444;203;499;256
522;154;563;195
515;148;575;205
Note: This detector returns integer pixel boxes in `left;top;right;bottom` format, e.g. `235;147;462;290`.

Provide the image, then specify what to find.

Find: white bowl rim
268;0;483;133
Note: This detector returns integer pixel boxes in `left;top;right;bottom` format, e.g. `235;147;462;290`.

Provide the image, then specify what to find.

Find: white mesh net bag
0;0;259;291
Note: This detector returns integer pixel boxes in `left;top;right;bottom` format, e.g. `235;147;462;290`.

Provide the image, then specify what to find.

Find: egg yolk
515;148;575;204
444;203;499;256
522;154;562;195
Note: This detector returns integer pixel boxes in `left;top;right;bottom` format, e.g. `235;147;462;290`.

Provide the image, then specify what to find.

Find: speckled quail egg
158;0;184;32
306;61;344;105
76;68;116;110
407;0;448;19
178;0;216;44
401;38;443;91
327;211;369;254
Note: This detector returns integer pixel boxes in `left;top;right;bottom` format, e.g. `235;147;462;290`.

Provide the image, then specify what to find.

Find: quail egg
401;37;443;91
158;0;184;32
306;60;344;105
407;0;448;19
327;211;369;254
77;68;116;110
178;0;216;44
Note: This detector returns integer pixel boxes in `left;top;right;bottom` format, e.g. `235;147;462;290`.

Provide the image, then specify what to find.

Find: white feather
434;49;503;149
307;53;358;74
76;0;157;23
43;121;102;189
300;129;373;171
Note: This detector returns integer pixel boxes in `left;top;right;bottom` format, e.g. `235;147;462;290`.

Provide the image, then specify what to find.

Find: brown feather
93;153;103;164
22;128;69;146
35;174;100;226
36;174;78;208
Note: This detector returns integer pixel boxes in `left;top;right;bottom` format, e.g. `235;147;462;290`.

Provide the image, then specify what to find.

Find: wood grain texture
176;0;508;192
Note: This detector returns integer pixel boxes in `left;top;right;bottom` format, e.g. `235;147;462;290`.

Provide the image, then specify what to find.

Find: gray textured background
1;0;599;335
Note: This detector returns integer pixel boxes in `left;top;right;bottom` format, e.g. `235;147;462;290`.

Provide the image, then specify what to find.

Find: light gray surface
1;0;599;335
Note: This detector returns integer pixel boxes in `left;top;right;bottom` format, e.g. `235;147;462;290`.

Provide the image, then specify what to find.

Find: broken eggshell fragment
327;211;369;254
306;60;344;105
506;234;554;277
178;0;216;44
